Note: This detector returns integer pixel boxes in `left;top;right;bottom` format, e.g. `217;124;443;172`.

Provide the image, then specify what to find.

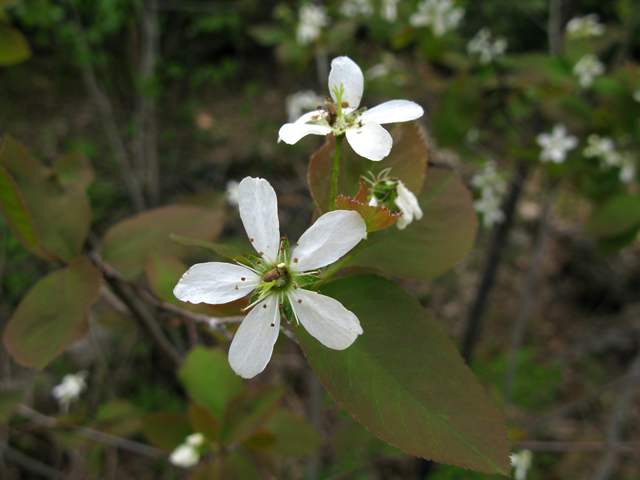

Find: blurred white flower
573;54;605;88
366;63;390;80
471;161;507;228
394;181;423;229
286;90;324;123
340;0;374;18
510;450;533;480
169;433;205;468
297;4;329;45
409;0;464;37
619;153;636;183
634;90;640;103
566;14;605;40
381;0;399;21
225;180;239;207
467;27;507;64
583;134;621;168
51;371;87;413
536;124;578;163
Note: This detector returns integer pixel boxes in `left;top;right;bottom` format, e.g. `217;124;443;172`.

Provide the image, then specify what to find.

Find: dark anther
294;258;298;263
297;299;302;304
241;277;245;281
249;238;254;242
263;304;267;308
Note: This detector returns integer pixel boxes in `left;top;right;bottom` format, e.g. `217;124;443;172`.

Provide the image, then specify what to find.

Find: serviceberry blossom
297;4;329;45
510;450;533;480
364;169;422;229
471;161;507;228
565;14;605;40
467;28;507;64
583;134;621;168
340;0;374;18
536;124;578;163
225;180;239;207
573;54;605;88
174;177;366;378
286;90;324;123
634;90;640;103
51;371;87;413
409;0;464;37
169;433;205;468
381;0;399;21
619;154;636;183
394;181;423;229
279;56;424;161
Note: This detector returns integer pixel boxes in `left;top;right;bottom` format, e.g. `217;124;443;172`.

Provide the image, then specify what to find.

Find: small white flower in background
279;56;424;161
395;181;423;230
366;63;390;80
381;0;399;21
619;153;636;183
340;0;374;18
510;449;533;480
297;4;329;45
169;433;205;468
536;124;578;163
174;177;366;378
583;134;621;168
52;371;87;413
566;14;605;40
286;90;324;123
634;90;640;103
225;180;239;207
409;0;464;37
467;27;507;64
471;161;507;228
573;54;605;88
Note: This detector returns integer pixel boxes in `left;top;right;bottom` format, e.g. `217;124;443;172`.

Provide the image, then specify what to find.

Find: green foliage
263;409;323;457
142;412;192;452
296;275;510;474
0;21;30;65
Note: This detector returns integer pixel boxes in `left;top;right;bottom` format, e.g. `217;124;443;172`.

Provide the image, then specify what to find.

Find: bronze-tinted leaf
142;412;191;453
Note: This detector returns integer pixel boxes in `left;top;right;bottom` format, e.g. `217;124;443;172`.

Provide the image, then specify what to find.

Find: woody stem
330;134;344;211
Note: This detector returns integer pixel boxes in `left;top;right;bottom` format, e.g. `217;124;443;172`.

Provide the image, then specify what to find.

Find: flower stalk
331;134;344;210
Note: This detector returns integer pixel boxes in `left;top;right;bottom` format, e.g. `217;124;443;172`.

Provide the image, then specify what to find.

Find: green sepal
279;235;290;265
294;275;321;289
280;294;295;324
244;253;268;273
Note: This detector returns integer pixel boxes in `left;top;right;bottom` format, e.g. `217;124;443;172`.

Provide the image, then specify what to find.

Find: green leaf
309;122;428;214
0;135;91;262
295;275;510;474
350;167;477;280
102;205;225;280
0;23;30;66
189;404;219;442
219;385;283;447
585;193;640;239
53;152;94;190
3;257;102;369
189;451;264;480
178;346;244;420
0;165;43;257
142;412;191;453
0;386;24;422
264;409;323;457
431;75;481;147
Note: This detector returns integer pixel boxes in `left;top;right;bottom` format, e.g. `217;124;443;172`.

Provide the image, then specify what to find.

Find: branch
547;0;563;56
514;441;640;453
0;442;65;480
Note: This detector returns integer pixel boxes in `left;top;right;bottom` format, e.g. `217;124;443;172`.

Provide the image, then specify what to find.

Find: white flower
583;134;621;168
394;181;423;229
381;0;399;21
536;124;578;163
225;180;239;207
510;450;533;480
169;433;205;468
297;4;329;45
51;371;87;413
573;54;605;88
409;0;464;37
279;56;424;161
286;90;324;123
467;27;507;64
174;177;366;378
634;90;640;103
619;153;636;183
471;161;506;228
566;14;605;40
340;0;374;18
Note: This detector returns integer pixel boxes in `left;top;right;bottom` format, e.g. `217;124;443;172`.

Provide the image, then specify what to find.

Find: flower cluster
573;54;605;88
381;0;399;22
565;14;605;40
471;161;507;228
364;169;423;230
175;177;366;378
279;56;424;161
409;0;464;37
340;0;374;18
51;371;87;413
169;433;205;468
467;27;507;64
584;134;637;183
225;180;239;206
536;124;578;164
286;90;324;123
297;3;329;45
510;449;533;480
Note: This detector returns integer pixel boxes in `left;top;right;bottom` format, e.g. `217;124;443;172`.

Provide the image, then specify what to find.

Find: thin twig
504;183;560;404
515;441;640;453
547;0;563;56
15;405;166;459
0;443;65;480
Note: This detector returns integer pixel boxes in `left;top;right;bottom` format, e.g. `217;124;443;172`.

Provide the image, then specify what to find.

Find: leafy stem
330;134;344;211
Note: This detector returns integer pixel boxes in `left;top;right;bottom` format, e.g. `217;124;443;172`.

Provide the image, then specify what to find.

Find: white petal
173;262;260;305
278;122;332;145
289;289;362;350
346;122;393;161
329;56;364;109
291;210;366;272
360;100;424;125
238;177;281;264
228;295;280;378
